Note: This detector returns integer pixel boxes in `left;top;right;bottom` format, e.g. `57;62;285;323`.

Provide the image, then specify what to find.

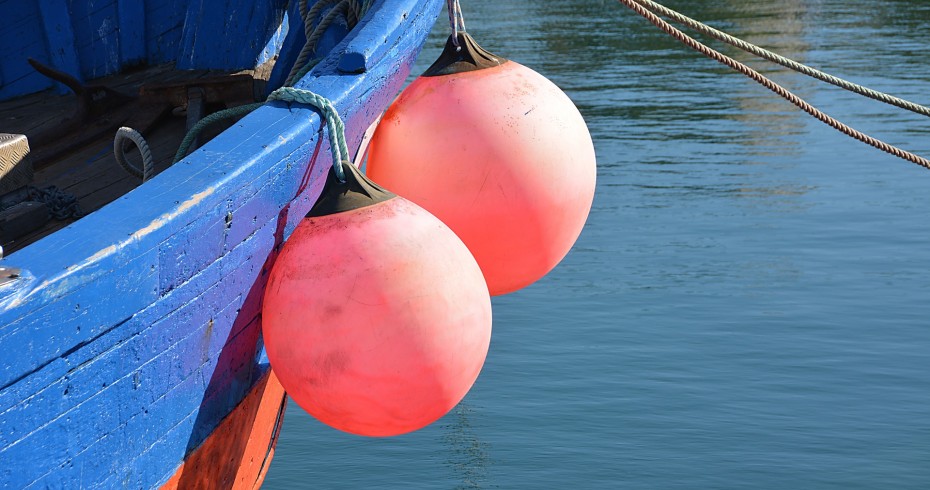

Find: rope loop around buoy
268;86;350;182
616;0;930;171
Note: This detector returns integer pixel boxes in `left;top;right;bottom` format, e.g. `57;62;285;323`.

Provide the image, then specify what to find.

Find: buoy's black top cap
307;162;396;217
423;32;507;77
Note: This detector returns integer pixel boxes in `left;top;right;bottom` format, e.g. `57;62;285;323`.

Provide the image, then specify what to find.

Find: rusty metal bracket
139;74;257;109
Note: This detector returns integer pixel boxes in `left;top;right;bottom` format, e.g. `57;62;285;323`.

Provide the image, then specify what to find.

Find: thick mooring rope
288;0;365;85
172;103;264;164
268;86;350;166
114;127;155;181
617;0;930;171
174;89;350;172
631;0;930;119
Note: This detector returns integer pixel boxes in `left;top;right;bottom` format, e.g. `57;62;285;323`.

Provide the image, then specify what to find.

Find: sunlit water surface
264;1;930;488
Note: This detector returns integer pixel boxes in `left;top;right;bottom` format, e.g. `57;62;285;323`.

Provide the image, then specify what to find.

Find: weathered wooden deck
1;63;272;253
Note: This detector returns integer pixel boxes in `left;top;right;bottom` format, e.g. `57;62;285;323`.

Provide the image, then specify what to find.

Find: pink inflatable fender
367;33;596;295
263;164;492;437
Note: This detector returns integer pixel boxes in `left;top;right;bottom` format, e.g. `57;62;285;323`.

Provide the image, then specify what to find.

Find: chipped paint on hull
0;1;443;487
160;370;287;490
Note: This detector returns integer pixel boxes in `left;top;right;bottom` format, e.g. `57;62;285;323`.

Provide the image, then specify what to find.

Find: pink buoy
367;32;596;296
262;163;492;437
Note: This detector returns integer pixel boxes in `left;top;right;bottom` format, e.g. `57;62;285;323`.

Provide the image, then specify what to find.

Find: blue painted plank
25;234;272;488
257;10;290;67
0;3;52;100
0;2;444;487
0;415;68;487
0;293;226;452
4;293;242;487
67;0;121;79
0;211;276;474
157;205;228;294
177;0;288;70
339;0;442;73
25;376;203;489
37;0;83;93
144;0;187;65
176;0;206;69
0;247;160;391
265;0;307;90
241;0;289;68
267;0;350;91
0;216;275;471
0;226;267;445
117;0;146;65
126;403;200;488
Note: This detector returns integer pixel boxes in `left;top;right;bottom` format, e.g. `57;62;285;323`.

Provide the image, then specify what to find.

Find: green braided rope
268;86;350;181
173;102;264;163
172;87;350;181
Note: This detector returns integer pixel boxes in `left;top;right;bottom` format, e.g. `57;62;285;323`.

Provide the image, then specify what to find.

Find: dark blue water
264;1;930;488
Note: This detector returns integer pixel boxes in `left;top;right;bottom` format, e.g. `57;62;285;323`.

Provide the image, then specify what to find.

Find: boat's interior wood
0;0;287;101
0;63;270;254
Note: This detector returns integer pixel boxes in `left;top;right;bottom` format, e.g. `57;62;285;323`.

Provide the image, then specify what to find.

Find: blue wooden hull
0;0;442;487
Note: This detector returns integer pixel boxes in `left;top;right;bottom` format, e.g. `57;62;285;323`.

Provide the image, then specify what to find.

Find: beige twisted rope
617;0;930;171
632;0;930;118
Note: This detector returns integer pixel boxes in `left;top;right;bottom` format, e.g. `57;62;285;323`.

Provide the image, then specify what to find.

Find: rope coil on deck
114;127;155;182
617;0;930;171
26;185;84;220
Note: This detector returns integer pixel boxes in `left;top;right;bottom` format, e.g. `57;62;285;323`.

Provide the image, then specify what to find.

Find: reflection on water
717;0;811;160
439;404;490;489
265;2;930;488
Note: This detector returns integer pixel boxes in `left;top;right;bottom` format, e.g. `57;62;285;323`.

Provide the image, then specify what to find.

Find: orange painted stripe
161;370;287;490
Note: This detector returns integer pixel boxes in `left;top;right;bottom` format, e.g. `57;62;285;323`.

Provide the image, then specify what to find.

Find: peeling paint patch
26;188;217;303
132;188;217;242
81;245;119;269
